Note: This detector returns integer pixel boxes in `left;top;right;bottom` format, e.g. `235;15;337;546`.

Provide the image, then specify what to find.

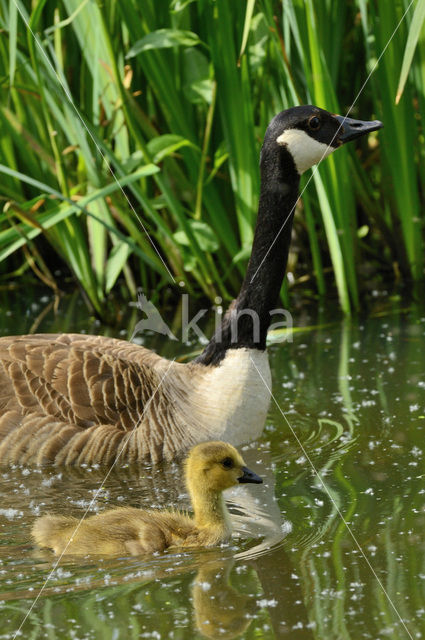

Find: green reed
0;0;424;315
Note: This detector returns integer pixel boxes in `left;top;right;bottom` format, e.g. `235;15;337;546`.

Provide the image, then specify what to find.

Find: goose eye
222;457;234;469
308;116;321;130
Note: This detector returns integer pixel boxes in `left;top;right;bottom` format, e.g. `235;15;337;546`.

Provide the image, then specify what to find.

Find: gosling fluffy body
31;441;262;556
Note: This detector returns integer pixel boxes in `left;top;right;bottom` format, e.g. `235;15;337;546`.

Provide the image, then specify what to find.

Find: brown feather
0;334;271;466
0;334;212;465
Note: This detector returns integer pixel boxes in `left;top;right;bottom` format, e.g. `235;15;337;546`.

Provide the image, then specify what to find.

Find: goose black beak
238;466;263;484
335;114;383;143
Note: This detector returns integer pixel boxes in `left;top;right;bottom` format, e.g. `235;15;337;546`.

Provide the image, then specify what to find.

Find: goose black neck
197;146;299;365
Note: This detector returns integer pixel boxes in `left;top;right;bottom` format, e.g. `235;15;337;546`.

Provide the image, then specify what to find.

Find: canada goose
31;441;262;555
0;106;382;465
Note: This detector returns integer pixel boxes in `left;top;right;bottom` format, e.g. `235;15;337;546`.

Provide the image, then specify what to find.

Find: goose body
31;441;262;555
0;107;382;465
0;335;270;464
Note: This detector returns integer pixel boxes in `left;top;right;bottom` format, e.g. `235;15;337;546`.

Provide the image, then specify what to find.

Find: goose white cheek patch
276;129;336;174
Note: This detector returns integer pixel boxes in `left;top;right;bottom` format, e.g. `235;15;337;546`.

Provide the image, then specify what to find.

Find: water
0;288;424;639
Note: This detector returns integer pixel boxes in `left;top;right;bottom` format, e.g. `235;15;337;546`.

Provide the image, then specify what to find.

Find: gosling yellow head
184;441;262;536
185;441;262;493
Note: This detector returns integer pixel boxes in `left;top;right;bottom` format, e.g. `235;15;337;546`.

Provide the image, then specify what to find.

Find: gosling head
262;105;383;176
185;441;262;493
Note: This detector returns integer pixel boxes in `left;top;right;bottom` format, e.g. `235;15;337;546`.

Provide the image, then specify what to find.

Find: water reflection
265;305;425;639
192;557;258;638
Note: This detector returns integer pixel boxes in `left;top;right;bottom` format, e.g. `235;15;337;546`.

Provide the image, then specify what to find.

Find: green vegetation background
1;0;424;316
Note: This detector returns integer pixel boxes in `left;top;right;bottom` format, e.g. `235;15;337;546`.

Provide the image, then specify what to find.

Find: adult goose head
0;106;382;466
196;107;382;365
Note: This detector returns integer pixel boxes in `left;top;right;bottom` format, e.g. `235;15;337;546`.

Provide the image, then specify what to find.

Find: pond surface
0;288;424;639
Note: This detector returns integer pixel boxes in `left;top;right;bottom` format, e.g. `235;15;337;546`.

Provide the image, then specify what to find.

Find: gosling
31;441;262;556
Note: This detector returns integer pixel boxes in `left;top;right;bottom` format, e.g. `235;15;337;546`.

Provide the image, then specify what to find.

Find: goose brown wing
0;333;178;464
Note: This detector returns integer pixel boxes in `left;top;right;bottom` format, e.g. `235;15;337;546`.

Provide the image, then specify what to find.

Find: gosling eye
308;116;321;131
221;457;234;469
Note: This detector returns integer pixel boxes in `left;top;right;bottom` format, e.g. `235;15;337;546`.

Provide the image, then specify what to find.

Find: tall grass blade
0;0;423;314
396;0;425;103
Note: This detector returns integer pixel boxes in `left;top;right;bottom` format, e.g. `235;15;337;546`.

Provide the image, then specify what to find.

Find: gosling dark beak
335;114;383;143
238;466;263;484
